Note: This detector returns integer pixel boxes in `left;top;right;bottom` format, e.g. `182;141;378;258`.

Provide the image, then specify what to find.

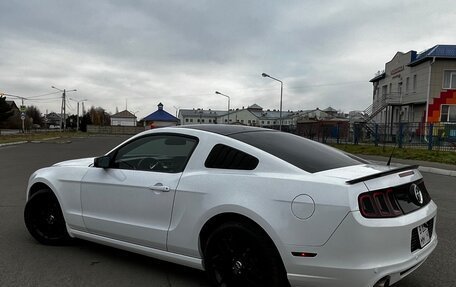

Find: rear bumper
285;201;438;287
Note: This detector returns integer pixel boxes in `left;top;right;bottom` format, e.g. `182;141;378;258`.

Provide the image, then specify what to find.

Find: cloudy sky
1;0;455;119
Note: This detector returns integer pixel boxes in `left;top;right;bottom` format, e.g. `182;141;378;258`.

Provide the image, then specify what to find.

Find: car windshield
229;131;365;173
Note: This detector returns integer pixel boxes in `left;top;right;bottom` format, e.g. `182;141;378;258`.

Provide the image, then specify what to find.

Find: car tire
204;221;289;287
24;189;72;245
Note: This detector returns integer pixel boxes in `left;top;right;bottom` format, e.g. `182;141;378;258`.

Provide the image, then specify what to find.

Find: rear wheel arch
200;213;250;251
199;212;283;258
200;213;289;286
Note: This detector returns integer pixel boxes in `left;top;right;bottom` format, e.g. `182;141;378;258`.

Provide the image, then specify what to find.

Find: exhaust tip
374;276;390;287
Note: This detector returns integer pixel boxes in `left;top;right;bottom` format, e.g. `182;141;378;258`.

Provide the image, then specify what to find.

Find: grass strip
331;144;456;166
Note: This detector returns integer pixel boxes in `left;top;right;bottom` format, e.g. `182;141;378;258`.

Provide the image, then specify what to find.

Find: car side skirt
68;227;204;270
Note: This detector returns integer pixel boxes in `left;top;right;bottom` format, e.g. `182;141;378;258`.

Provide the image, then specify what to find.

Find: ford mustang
24;125;437;287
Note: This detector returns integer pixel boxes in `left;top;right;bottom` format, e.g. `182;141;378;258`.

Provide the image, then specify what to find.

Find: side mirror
94;155;111;168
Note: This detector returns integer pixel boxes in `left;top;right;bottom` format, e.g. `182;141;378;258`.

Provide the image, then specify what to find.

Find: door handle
149;183;170;192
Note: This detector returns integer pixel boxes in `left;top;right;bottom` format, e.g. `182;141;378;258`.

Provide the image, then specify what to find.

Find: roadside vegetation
332;143;456;166
0;131;87;144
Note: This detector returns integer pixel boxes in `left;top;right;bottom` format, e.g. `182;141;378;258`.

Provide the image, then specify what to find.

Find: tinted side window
230;131;363;173
205;144;259;170
113;134;198;173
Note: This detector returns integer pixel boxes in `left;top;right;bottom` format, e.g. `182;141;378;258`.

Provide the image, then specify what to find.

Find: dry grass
0;131;86;144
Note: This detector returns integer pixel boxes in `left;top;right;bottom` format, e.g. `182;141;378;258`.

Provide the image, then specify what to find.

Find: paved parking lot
0;136;455;286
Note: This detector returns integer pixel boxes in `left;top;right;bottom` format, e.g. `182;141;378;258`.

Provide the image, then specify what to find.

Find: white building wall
218;109;259;125
111;117;136;126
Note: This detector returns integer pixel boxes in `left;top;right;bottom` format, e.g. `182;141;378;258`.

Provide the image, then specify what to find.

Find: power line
27;91;61;99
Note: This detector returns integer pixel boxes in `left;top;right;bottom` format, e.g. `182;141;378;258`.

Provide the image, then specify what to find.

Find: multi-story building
369;45;456;131
178;104;295;130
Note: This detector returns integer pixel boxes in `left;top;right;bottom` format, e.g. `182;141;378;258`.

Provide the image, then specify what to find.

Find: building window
185;118;189;122
225;119;227;123
261;121;264;124
267;121;270;124
405;77;410;93
209;119;212;123
201;119;205;123
382;85;387;97
413;75;417;92
190;119;193;123
389;83;392;95
248;120;251;124
443;70;456;89
197;119;200;123
441;105;456;122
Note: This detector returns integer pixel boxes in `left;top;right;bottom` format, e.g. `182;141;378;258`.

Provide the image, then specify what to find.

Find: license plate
417;223;431;248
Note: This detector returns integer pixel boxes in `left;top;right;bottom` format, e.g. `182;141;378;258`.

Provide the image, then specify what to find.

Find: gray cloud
1;0;455;118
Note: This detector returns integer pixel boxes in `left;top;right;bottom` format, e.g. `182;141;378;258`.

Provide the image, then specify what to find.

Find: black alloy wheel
24;189;71;245
204;222;288;287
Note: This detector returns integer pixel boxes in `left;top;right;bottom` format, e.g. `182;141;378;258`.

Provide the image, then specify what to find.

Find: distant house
44;112;62;128
142;103;179;128
110;110;137;126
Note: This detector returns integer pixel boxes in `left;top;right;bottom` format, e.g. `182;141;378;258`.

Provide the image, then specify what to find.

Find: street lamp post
215;91;231;125
173;106;180;118
70;98;87;132
262;73;283;131
52;86;77;132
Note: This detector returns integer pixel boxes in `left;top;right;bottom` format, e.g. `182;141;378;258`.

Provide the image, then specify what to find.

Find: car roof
178;124;277;136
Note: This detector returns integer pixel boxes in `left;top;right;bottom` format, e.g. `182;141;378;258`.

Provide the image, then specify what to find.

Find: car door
80;133;198;250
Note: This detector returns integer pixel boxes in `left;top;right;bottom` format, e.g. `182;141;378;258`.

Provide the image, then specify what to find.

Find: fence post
428;124;433;151
354;123;359;145
336;123;340;144
398;123;403;149
374;124;379;147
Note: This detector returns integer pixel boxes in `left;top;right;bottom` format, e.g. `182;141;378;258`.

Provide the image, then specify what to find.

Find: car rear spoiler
346;165;419;185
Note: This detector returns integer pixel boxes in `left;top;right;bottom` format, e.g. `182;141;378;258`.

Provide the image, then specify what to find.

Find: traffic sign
20;105;26;112
21;115;26;120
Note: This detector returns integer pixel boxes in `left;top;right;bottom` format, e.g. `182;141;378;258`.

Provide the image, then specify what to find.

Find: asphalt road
0;136;455;287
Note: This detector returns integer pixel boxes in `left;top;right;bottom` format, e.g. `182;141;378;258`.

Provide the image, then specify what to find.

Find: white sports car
24;125;437;287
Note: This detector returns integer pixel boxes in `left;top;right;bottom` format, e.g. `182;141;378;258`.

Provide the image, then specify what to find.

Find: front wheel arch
28;182;53;200
24;188;72;245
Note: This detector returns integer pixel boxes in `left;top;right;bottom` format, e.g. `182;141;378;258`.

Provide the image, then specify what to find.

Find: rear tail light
358;188;403;218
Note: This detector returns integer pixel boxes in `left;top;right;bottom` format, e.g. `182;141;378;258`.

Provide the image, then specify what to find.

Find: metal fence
295;121;456;152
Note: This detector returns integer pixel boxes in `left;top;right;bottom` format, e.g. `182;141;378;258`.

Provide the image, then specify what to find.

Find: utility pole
52;86;77;132
77;100;79;131
61;89;66;132
70;98;87;132
21;98;25;133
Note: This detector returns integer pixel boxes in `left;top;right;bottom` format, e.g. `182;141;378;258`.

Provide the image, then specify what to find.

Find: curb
418;166;456;177
0;141;28;147
368;160;456;178
0;137;68;147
